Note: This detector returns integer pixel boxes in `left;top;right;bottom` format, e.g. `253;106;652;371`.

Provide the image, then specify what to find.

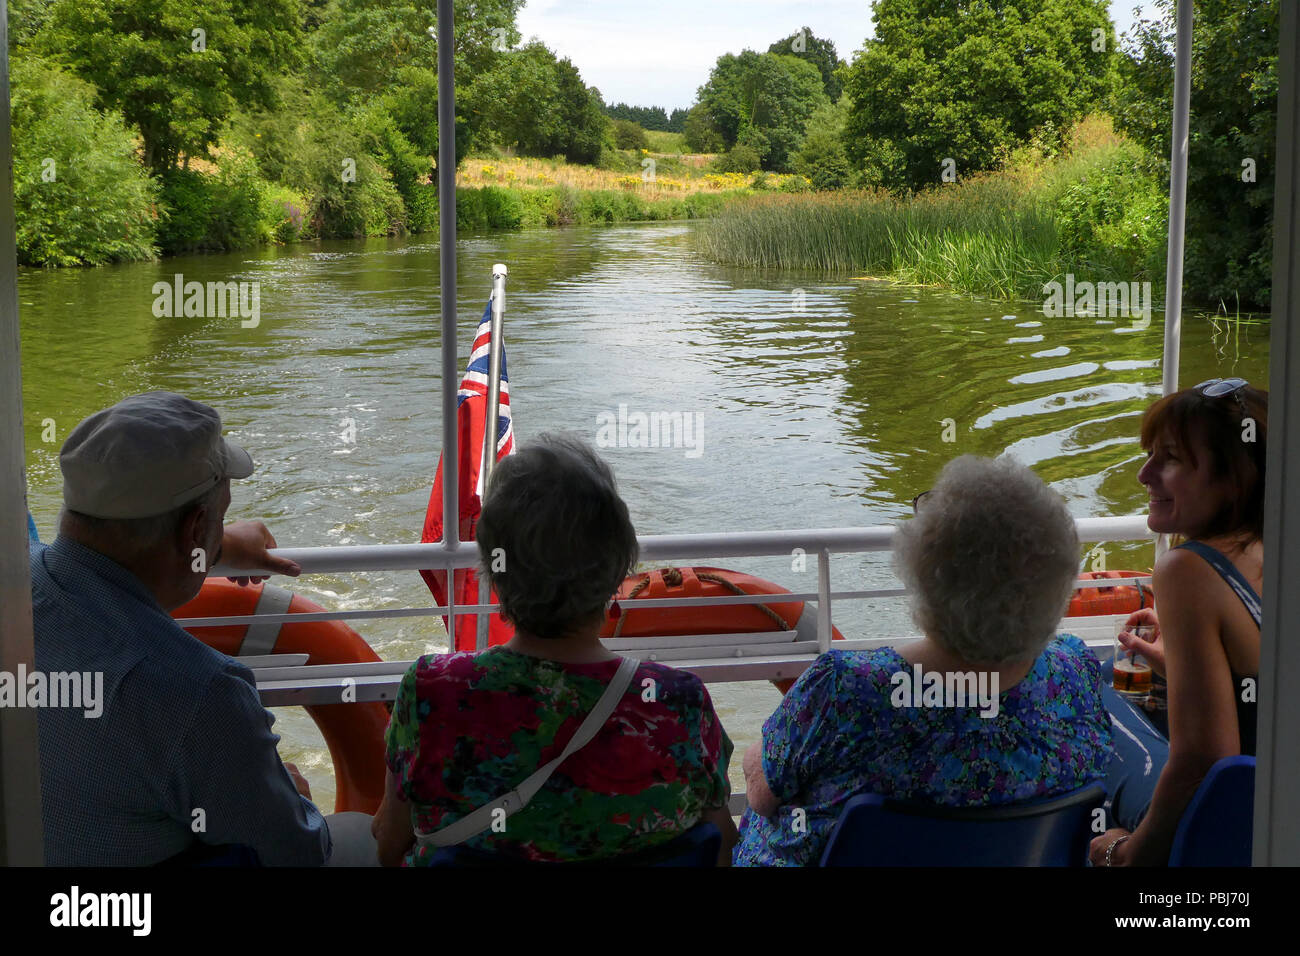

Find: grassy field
457;154;804;198
644;129;688;153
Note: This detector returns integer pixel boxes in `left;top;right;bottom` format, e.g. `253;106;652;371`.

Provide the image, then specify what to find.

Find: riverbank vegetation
7;0;1276;310
698;117;1169;301
692;0;1276;310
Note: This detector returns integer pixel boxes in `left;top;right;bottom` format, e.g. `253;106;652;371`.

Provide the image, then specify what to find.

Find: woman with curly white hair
734;454;1113;866
373;432;737;865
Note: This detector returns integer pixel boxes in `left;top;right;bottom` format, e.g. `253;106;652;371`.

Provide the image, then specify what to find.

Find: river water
17;221;1270;808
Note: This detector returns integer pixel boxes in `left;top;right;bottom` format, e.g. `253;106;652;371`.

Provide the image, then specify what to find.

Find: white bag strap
416;655;640;848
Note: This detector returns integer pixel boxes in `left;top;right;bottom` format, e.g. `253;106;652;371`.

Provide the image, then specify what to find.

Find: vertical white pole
1156;0;1194;563
1162;0;1193;396
816;549;832;654
437;0;458;554
436;0;459;654
1254;0;1300;866
0;4;46;865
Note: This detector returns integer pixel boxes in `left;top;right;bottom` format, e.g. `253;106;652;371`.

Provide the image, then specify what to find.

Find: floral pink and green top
385;646;733;865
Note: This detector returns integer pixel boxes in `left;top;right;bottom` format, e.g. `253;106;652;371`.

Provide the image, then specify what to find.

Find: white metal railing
189;515;1156;706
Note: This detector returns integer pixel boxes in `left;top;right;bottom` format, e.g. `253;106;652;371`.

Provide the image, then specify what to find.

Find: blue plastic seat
425;821;721;867
819;783;1106;866
1168;755;1255;866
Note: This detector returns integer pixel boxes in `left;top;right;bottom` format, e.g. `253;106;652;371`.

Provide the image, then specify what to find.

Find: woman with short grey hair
374;433;737;865
736;455;1113;866
893;454;1083;665
475;432;639;642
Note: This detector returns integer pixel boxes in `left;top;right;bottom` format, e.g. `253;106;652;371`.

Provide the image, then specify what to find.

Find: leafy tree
795;97;852;190
10;55;159;265
667;107;689;133
36;0;303;173
769;26;843;101
8;0;57;50
842;0;1118;189
605;102;671;130
695;50;828;171
683;103;724;153
552;55;610;165
612;119;649;151
1112;0;1277;309
313;0;523;98
353;99;438;231
466;42;609;164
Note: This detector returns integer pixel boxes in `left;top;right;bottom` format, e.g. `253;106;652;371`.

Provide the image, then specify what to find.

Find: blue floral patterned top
733;635;1112;866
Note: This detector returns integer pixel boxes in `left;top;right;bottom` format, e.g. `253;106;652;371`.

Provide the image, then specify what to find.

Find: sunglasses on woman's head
1194;377;1248;397
911;491;932;514
1194;377;1250;417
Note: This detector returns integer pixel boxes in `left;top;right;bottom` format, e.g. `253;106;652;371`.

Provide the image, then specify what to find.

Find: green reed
696;173;1066;301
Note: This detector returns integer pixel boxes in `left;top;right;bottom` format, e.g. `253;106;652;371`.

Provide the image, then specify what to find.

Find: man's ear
177;502;208;558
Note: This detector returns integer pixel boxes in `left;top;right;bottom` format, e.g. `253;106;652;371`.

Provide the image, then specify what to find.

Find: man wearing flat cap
29;391;346;865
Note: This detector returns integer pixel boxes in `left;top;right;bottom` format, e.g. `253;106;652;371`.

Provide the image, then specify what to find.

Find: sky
514;0;1163;111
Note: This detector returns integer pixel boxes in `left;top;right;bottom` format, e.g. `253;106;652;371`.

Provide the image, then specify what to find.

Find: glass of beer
1113;624;1154;697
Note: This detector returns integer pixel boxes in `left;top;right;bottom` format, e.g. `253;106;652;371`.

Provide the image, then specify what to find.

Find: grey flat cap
60;391;254;519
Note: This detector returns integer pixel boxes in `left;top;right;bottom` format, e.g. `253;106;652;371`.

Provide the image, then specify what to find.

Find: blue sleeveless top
1175;541;1260;756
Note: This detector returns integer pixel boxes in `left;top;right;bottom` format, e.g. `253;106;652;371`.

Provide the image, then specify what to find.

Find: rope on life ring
611;568;790;638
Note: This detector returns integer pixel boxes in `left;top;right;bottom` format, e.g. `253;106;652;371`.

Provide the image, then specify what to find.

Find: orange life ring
172;578;389;814
1068;570;1154;617
453;565;844;693
597;566;845;695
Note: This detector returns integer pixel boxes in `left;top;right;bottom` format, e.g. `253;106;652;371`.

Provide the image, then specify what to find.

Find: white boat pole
1162;0;1192;397
1255;0;1300;866
435;0;460;647
0;5;46;865
1155;0;1194;564
437;0;458;554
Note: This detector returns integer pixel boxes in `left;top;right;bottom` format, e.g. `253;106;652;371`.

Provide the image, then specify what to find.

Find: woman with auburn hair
1091;378;1267;867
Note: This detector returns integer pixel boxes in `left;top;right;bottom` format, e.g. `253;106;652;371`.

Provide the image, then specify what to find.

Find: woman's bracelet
1105;834;1132;866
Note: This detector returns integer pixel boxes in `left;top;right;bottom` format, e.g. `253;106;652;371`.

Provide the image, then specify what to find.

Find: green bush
352;101;436;233
210;151;277;249
457;186;526;230
406;182;439;234
226;77;407;239
596;148;640;173
1049;143;1167;282
155;169;214;252
305;141;407;238
519;189;561;227
555;183;580;224
261;184;310;243
715;144;762;174
155;151;289;254
612;119;649;151
450;184;743;231
10;55;158;266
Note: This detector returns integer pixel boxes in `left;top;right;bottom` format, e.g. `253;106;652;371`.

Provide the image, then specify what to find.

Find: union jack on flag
420;298;515;651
